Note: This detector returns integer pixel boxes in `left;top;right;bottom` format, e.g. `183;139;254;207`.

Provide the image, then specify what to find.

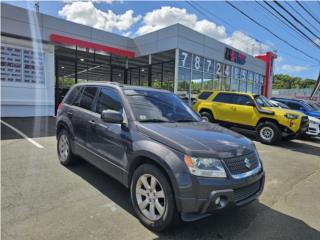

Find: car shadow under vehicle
66;159;320;240
229;126;320;157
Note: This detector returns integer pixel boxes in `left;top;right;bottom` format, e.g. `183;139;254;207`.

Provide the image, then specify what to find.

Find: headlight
284;113;299;120
310;120;317;124
184;155;226;178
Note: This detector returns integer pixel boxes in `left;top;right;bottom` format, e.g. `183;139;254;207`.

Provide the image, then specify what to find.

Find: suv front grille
222;152;259;175
234;180;261;203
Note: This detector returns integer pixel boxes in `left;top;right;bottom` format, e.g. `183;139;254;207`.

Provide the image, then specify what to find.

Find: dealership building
1;3;276;117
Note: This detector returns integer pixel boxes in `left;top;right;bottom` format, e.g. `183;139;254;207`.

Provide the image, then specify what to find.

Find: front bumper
305;122;320;136
177;171;265;214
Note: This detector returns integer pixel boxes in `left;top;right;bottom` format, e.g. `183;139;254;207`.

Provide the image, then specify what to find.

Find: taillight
57;103;64;112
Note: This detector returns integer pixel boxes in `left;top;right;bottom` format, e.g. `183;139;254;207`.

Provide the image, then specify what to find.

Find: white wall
1;36;55;117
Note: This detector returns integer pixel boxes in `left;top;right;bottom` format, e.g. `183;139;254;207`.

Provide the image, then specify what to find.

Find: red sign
50;34;135;58
225;48;246;65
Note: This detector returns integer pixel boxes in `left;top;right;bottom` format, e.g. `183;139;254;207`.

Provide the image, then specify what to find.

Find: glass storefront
177;49;265;96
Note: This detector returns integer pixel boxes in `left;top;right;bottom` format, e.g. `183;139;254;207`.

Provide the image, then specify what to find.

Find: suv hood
262;107;305;117
137;122;255;158
306;111;320;118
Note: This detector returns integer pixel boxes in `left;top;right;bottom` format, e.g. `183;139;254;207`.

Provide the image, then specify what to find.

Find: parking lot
1;117;320;240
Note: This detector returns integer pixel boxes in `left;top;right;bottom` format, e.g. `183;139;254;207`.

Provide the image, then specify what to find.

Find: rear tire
200;110;214;123
57;129;77;165
130;164;179;232
256;121;281;144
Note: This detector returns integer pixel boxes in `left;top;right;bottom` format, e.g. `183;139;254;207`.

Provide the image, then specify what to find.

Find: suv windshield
307;102;320;111
254;95;273;108
125;89;200;123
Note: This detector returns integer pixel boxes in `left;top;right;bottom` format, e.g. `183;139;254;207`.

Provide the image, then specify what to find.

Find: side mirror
101;109;123;124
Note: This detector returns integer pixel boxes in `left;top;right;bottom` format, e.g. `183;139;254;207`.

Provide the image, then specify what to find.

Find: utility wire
274;1;320;40
284;1;320;35
256;1;316;47
253;1;320;63
300;1;320;22
264;1;320;49
225;1;320;63
192;0;317;63
188;1;271;50
296;1;320;26
188;1;319;64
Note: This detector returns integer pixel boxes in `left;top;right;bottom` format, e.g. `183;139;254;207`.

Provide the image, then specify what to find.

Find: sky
4;0;320;80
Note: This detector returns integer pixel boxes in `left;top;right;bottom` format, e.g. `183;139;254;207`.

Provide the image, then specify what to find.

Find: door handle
88;120;96;126
67;111;73;117
230;106;236;111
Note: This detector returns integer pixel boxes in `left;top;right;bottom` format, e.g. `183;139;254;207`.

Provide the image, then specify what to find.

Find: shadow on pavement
67;159;320;240
230;127;320;157
1;117;56;140
274;140;320;157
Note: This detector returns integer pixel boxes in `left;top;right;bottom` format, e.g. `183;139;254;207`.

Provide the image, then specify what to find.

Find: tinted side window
214;93;233;104
287;102;303;110
95;87;123;114
79;87;98;111
233;95;253;105
64;86;82;105
198;92;212;100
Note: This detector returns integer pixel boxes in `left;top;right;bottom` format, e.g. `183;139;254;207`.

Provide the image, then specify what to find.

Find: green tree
273;74;316;89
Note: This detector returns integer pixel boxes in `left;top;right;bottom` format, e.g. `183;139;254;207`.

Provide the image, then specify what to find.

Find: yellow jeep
193;91;309;144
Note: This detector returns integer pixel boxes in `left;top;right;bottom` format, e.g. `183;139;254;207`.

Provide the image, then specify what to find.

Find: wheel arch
127;153;182;212
257;118;279;127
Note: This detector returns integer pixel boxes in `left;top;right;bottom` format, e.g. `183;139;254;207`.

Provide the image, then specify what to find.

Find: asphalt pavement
1;117;320;240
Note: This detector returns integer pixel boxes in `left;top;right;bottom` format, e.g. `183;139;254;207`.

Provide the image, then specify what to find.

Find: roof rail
108;82;123;87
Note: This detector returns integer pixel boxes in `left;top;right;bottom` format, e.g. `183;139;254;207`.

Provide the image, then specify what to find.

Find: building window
177;67;191;91
247;71;254;93
203;73;214;90
162;62;174;91
213;62;223;90
231;66;240;91
221;64;231;91
176;49;262;95
191;70;203;94
240;69;247;92
140;68;148;86
179;50;192;69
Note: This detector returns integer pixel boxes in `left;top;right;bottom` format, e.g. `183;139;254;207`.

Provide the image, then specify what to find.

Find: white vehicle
269;99;319;137
306;116;320;137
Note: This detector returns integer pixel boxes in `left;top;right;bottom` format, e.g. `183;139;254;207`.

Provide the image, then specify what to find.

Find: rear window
213;93;234;104
198;91;212;100
64;86;83;105
79;87;98;111
233;95;253;105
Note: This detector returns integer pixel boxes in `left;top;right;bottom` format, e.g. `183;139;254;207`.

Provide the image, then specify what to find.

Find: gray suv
56;83;265;231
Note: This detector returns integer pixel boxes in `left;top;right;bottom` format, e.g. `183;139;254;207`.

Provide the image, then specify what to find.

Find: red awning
50;34;135;58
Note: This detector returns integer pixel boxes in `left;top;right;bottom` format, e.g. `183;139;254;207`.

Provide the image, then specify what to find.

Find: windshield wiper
139;119;169;123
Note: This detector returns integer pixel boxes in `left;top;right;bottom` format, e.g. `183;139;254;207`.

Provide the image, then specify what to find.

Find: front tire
256;121;281;144
200;110;214;122
57;129;77;165
130;164;178;232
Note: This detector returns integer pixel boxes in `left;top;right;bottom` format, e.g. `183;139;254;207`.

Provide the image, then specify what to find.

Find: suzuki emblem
244;158;251;169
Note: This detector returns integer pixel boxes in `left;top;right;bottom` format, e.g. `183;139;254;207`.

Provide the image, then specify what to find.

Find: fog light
215;196;221;205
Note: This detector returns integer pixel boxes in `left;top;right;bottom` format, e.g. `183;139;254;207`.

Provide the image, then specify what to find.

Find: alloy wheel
135;174;166;221
260;126;274;141
58;134;69;163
